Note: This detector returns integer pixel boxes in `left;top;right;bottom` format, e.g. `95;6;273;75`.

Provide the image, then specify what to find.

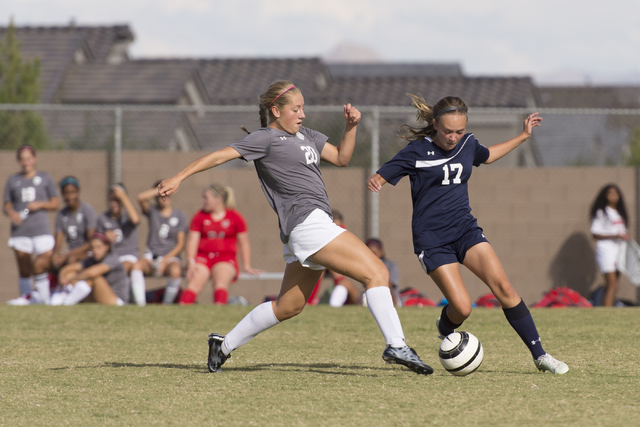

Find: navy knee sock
438;304;462;337
503;299;545;360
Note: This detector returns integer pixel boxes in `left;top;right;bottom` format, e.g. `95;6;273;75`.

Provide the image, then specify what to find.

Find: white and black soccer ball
439;331;483;376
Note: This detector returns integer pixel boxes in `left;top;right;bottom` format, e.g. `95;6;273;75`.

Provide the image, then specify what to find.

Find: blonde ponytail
399;94;468;142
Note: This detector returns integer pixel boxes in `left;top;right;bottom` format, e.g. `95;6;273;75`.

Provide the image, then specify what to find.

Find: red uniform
190;209;247;278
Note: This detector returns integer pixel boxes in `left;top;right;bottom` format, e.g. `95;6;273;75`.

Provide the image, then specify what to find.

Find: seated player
52;233;129;305
52;176;97;268
96;184;140;274
129;181;187;305
179;184;261;305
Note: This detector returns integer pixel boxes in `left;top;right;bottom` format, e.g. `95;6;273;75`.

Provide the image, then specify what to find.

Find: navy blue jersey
377;133;490;253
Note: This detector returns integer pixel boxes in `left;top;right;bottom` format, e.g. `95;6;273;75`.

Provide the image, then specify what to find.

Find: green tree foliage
0;19;47;149
625;128;640;166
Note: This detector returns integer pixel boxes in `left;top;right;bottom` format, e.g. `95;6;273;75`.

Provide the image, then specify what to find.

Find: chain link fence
2;103;640;237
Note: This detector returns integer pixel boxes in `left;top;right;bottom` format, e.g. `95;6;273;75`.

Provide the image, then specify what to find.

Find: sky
4;0;640;85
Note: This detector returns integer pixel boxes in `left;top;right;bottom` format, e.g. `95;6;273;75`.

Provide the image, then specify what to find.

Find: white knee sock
221;302;279;356
329;285;349;307
365;286;406;348
163;278;181;304
63;280;92;305
34;273;51;304
19;277;32;296
130;270;146;306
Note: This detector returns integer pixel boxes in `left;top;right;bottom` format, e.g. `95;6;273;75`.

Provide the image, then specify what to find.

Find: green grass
1;305;640;426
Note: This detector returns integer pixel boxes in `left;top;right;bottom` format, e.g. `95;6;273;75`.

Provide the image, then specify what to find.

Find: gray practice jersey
81;252;129;303
97;210;139;257
55;201;98;249
145;205;187;257
231;126;332;243
3;171;58;237
382;258;399;288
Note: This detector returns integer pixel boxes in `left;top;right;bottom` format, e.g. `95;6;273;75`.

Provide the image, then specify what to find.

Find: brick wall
1;151;637;305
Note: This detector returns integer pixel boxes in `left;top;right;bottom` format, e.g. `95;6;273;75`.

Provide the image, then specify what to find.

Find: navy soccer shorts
417;227;488;274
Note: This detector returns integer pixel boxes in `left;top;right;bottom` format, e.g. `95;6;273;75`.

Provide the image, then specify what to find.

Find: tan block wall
1;150;637;306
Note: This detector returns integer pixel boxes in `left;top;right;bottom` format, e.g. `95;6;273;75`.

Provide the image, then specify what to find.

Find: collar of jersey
415;134;472;168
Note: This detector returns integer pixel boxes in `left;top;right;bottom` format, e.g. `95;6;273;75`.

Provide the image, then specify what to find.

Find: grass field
1;305;640;426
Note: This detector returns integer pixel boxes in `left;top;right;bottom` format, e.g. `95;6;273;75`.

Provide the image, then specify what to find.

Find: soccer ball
439;331;483;376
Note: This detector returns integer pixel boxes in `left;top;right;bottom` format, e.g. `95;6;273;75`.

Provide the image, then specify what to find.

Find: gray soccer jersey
96;210;139;257
55;201;98;249
231;126;332;243
3;171;58;237
382;258;399;288
81;252;129;303
145;205;187;257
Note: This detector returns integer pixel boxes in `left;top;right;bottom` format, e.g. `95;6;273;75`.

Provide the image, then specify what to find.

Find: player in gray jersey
52;176;97;268
96;184;140;275
129;181;187;305
3;146;59;305
52;233;129;306
159;80;433;375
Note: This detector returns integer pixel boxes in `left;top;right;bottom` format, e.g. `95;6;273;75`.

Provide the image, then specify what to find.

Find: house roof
538;86;640;109
196;58;330;105
57;60;208;104
326;62;463;78
313;76;539;107
0;25;134;103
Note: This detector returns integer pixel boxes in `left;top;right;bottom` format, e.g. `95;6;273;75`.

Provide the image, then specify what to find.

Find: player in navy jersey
159;80;433;375
3;145;59;305
368;94;568;375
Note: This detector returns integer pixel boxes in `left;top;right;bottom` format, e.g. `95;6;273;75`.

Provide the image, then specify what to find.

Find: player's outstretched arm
367;173;388;193
485;113;542;164
320;104;361;167
158;146;241;198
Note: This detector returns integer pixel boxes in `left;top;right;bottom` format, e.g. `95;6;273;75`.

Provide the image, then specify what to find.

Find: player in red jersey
179;184;261;305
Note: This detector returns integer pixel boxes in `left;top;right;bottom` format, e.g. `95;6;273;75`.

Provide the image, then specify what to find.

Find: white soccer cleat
535;353;569;375
7;295;32;306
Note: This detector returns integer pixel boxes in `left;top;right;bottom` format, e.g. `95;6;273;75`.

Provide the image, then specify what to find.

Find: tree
624;127;640;167
0;19;47;149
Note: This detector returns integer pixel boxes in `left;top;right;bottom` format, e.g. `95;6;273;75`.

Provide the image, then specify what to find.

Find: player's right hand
158;177;180;199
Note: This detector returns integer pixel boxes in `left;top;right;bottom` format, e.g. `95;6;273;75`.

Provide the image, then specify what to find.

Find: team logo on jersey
296;132;305;140
221;219;230;229
280;136;287;141
14;180;21;187
204;219;211;226
169;217;179;227
33;176;42;186
76;213;83;223
427;151;435;155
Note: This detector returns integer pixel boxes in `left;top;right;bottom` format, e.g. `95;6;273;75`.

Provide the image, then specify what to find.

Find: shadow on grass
49;361;421;377
50;362;203;372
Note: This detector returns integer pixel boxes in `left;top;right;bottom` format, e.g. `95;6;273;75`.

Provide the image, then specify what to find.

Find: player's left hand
344;103;361;126
523;113;542;137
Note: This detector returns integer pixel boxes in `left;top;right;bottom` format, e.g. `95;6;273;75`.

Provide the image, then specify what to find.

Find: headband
268;85;296;108
90;232;111;246
434;106;467;119
60;176;80;190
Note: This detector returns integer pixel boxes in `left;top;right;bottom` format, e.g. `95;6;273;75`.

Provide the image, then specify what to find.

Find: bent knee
273;301;305;321
450;302;473;320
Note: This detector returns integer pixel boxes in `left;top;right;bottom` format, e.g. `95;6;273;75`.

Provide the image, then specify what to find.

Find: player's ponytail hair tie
268;85;296;108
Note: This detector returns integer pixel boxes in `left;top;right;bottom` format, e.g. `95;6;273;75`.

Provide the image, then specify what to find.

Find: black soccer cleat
207;333;229;373
382;345;434;375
